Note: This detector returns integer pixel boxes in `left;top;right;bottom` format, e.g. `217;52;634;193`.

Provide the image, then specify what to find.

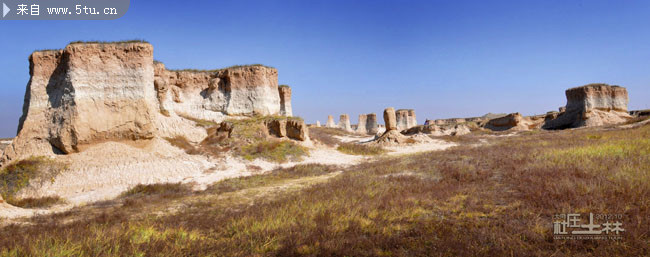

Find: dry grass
169;64;274;73
168;116;309;162
0;156;67;202
309;127;356;146
0;124;648;255
68;40;149;44
7;196;65;209
120;183;193;198
337;142;386;155
240;139;308;163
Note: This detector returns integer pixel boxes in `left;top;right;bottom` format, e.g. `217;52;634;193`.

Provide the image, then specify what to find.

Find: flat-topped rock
1;42;293;165
544;84;631;129
338;114;353;132
326;115;336;128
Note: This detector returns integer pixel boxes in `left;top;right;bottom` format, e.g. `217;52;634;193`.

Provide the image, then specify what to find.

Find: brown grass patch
337;142;386;155
7;196;66;209
0;125;647;256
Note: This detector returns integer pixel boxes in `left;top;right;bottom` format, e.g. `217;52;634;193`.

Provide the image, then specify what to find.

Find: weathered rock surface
286;120;309;141
403;124;471;136
485;112;544;131
315;121;321;127
326;115;336;128
630;109;650;117
264;118;310;141
543;84;631;129
153;62;281;120
396;109;417;131
3;43;158;164
265;119;287;138
338;114;352;132
383;108;397;131
1;42;294;164
279;86;293;117
356;114;368;134
366;113;379;134
374;107;407;144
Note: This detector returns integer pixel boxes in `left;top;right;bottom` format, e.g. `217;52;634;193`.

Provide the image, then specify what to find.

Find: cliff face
153;63;281;121
543;84;630;129
4;43;158;163
2;42;291;164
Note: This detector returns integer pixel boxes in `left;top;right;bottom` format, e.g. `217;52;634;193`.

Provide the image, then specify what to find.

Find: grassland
166;115;308;163
0;124;648;256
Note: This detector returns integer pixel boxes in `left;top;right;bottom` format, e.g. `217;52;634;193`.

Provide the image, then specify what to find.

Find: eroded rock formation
485;112;544;131
543;84;631;129
366;113;379;134
403;124;470;136
338;114;353;132
153;62;281;120
279;86;293;117
356;114;368;134
375;107;407;144
396;109;417;131
326;115;336;128
1;42;298;164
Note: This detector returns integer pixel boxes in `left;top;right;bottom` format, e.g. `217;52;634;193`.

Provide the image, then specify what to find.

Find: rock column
339;114;352;132
366;113;378;134
356;114;368;134
278;86;293;117
384;108;397;131
326;115;336;128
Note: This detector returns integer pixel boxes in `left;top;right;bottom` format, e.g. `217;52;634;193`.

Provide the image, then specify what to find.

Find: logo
553;213;624;240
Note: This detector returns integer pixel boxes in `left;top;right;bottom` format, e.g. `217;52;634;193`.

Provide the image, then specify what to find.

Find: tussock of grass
337;142;386;155
121;183;192;198
169;64;274;73
164;136;200;155
7;196;65;209
178;114;218;128
309;127;355;146
207;164;338;194
0;156;66;201
241;140;308;163
68;39;149;44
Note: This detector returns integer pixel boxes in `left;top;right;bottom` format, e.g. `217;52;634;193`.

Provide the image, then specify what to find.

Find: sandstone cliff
543;84;631;129
2;42;294;165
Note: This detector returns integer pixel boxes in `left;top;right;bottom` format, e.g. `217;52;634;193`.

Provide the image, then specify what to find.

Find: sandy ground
1;132;455;220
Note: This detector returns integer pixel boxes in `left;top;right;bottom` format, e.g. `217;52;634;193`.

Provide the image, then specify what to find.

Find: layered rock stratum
543;84;631;129
338;114;353;132
1;42;294;165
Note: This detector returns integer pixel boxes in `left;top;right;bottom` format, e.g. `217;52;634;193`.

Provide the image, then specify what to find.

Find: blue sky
0;0;649;137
